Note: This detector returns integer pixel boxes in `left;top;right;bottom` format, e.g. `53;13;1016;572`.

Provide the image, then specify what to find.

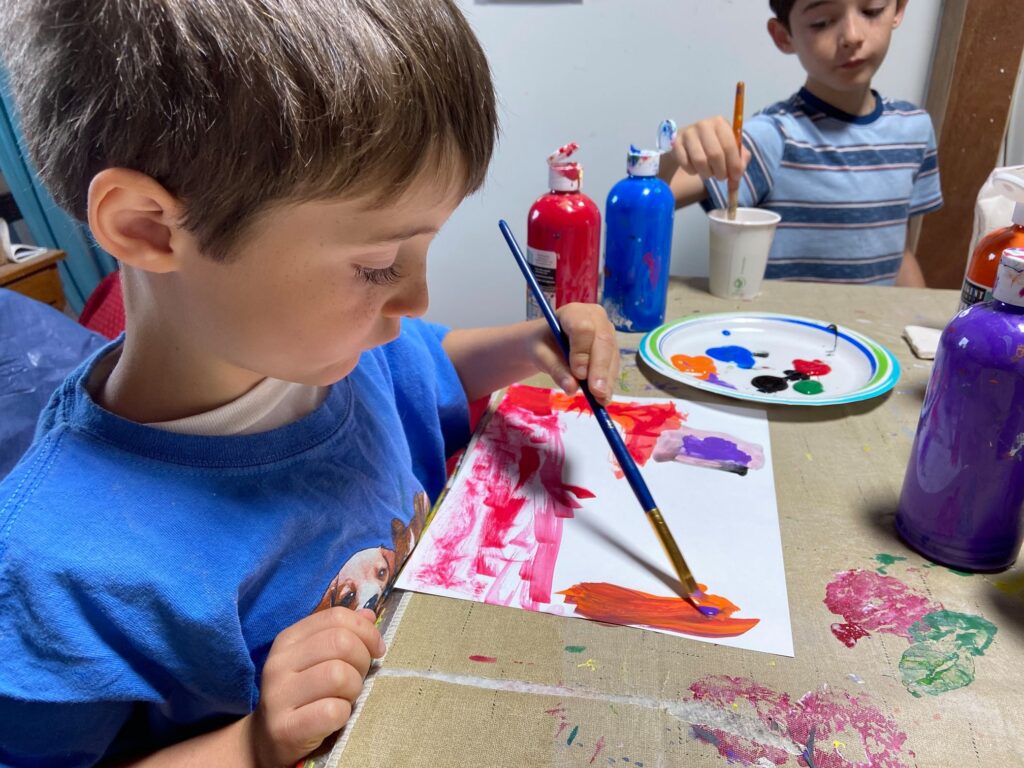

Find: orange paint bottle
960;171;1024;310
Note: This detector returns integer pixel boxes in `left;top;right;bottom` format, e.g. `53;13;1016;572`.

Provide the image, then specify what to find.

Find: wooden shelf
0;250;67;310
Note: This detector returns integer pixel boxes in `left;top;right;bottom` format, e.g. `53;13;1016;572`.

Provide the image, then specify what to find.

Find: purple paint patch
705;373;738;390
681;435;752;466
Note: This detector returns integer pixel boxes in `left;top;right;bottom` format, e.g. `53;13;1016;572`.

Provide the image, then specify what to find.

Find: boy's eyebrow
798;0;837;13
363;224;440;243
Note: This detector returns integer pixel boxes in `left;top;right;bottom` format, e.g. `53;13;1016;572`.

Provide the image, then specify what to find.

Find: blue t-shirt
0;319;469;766
702;88;943;284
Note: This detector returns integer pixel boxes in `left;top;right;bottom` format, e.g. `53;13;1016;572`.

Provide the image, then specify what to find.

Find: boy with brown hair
0;1;618;765
661;0;942;286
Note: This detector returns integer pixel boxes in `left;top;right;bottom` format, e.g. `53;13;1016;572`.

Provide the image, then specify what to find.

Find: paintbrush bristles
727;81;745;221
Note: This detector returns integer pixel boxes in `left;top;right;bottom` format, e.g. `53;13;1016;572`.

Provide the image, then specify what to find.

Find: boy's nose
383;267;429;319
839;13;866;48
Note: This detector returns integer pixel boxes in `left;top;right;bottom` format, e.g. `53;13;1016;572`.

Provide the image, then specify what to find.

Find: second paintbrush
497;219;716;617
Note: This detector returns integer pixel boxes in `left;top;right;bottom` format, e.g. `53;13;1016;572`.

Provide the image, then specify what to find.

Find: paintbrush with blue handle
498;220;715;616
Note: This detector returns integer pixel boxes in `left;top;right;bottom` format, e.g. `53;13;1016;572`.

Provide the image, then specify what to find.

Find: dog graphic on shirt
314;490;429;615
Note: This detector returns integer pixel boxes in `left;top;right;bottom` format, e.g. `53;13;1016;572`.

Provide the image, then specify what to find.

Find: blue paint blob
722;329;732;336
696;604;720;617
705;345;756;369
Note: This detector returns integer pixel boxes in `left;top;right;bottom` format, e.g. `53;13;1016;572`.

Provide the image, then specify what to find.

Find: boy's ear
893;0;908;28
88;168;194;274
767;18;795;54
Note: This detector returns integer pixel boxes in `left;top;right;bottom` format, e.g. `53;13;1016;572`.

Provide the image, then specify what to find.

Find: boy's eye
863;7;886;18
356;264;402;285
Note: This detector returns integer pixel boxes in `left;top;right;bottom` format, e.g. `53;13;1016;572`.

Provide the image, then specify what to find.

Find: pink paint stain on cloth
823;569;940;648
409;385;593;610
688;675;915;768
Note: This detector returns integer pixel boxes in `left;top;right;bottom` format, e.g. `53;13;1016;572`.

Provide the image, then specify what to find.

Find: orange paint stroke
560;582;759;638
670;354;718;381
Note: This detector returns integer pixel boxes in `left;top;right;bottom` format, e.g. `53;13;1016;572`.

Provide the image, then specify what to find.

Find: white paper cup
707;207;781;300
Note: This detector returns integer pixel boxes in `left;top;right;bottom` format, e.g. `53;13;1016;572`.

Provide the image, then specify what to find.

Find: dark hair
770;0;905;30
2;0;498;259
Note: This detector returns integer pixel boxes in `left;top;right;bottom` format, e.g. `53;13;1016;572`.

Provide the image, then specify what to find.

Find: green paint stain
899;610;997;697
564;645;586;653
567;725;579;745
947;567;973;577
793;379;824;396
872;553;907;574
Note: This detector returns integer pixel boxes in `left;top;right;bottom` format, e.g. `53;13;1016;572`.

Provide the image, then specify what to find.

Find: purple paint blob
681;435;752;466
705;373;737;390
705;345;756;369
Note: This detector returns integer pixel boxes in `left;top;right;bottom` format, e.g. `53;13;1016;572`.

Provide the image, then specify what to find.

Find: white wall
425;0;944;328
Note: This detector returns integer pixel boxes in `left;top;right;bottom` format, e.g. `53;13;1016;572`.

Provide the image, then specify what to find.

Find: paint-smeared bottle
960;170;1024;311
602;126;675;332
525;143;602;320
897;248;1024;571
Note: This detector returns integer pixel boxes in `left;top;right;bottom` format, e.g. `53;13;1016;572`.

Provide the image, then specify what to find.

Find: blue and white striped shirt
702;88;943;285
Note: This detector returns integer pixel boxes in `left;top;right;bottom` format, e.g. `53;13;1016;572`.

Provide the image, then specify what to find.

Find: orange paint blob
670;354;718;381
560;582;759;638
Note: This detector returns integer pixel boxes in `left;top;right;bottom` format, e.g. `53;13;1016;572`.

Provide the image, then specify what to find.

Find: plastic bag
0;288;105;478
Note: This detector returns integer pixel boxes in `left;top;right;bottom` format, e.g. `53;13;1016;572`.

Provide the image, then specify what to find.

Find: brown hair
770;0;906;30
1;0;498;259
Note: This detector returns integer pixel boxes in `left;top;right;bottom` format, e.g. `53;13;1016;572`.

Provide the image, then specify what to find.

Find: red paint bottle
526;143;602;319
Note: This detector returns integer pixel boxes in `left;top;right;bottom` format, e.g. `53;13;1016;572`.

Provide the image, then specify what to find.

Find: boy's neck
802;77;877;117
98;325;266;424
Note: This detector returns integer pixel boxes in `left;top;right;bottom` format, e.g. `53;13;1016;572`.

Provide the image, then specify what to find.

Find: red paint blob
559;582;759;638
468;655;498;663
792;358;832;376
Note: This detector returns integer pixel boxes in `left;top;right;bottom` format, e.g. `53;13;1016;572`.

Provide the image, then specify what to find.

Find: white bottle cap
627;145;660;177
547;142;582;192
993;248;1024;305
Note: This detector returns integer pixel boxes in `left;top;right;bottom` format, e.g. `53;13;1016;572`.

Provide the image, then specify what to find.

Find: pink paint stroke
409;386;592;610
689;674;915;768
823;569;940;648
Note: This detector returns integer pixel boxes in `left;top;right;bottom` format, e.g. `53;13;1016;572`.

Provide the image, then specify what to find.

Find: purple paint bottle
896;249;1024;571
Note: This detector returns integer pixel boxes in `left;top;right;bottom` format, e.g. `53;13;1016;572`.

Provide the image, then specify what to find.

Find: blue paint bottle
602;142;675;332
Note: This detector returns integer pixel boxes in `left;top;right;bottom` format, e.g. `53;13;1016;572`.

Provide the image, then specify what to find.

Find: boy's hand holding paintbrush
658;85;752;210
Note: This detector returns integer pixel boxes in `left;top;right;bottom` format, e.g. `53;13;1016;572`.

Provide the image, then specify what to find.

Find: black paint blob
751;375;789;393
783;370;810;381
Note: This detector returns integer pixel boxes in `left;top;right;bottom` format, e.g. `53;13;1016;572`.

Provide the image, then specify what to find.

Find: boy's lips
839;58;867;70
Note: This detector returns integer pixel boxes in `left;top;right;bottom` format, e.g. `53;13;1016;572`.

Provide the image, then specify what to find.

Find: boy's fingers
680;128;708;178
275;606;382;652
585;327;618;403
283;658;367;711
560;310;598;380
713;120;744;186
695;121;727;180
535;343;579;395
280;697;353;757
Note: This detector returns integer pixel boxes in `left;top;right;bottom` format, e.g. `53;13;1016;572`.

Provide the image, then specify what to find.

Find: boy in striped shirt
660;0;942;286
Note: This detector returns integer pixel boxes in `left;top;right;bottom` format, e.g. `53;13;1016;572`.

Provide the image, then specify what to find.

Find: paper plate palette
639;312;901;406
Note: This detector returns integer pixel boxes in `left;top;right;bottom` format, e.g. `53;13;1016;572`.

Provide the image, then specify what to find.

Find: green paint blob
793;379;824;396
872;553;907;574
899;610;997;697
564;645;586;653
567;725;579;746
947;567;973;577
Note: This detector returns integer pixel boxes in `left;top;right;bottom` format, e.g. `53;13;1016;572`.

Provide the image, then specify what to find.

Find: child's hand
671;116;752;187
531;303;619;405
247;607;385;767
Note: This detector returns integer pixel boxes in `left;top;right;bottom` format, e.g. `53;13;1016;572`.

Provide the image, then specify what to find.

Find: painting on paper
395;384;793;656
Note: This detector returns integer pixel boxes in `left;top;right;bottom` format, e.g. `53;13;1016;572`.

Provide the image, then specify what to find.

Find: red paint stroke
689;674;914;768
468;655;498;663
589;735;606;764
671;354;718;381
823;569;939;647
510;384;685;472
643;251;658;288
411;385;593;610
792;358;831;376
559;582;759;638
